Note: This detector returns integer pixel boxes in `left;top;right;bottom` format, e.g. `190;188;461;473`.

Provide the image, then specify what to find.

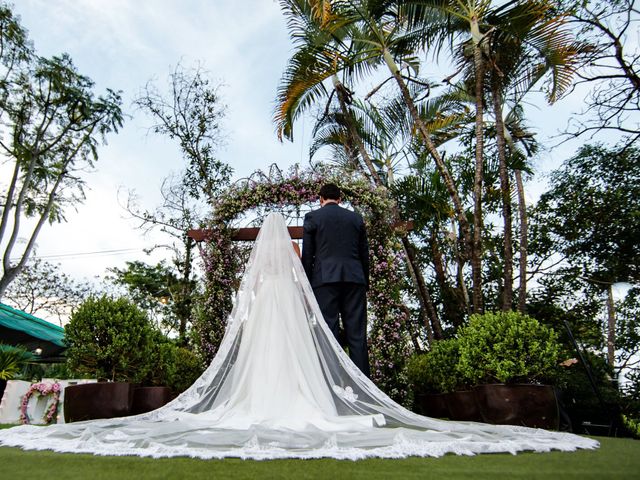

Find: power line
11;248;146;262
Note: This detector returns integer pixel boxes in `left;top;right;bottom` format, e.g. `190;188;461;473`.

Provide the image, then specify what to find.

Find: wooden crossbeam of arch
187;221;413;242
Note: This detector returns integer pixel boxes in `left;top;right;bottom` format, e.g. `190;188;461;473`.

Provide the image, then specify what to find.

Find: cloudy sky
8;0;312;281
6;0;613;295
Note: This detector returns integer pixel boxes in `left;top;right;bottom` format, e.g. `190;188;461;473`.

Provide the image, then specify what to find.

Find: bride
0;213;598;459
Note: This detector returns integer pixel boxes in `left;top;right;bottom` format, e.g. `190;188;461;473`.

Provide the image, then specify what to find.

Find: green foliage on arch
194;165;413;402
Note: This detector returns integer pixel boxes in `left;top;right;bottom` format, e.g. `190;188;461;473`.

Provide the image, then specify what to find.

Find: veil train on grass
0;213;598;460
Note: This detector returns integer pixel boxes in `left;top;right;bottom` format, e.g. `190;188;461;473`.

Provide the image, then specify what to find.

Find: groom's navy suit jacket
301;203;369;289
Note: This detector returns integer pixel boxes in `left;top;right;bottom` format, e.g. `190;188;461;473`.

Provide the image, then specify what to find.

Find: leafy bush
406;353;430;392
65;296;154;382
141;339;204;393
622;415;640;439
406;339;462;394
144;333;178;387
457;311;561;385
0;344;33;380
169;347;204;394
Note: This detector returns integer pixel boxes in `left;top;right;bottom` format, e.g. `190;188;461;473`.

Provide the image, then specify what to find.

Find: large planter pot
131;386;172;415
474;384;559;430
414;393;449;419
64;382;133;423
446;390;482;421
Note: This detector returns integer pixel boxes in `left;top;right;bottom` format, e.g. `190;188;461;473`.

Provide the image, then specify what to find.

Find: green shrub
65;296;154;382
0;344;33;380
457;311;561;385
142;341;204;392
169;347;204;394
622;415;640;439
406;339;462;394
144;333;178;387
406;353;431;393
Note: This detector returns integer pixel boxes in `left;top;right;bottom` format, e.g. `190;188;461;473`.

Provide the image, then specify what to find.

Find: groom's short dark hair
319;183;341;200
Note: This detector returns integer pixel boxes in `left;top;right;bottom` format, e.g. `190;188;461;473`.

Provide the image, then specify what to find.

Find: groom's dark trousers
302;203;370;377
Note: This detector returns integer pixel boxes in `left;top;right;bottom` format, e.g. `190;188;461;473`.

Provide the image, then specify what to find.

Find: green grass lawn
0;424;637;479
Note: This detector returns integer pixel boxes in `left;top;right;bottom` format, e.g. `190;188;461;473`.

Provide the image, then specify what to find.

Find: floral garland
196;164;413;403
20;382;61;425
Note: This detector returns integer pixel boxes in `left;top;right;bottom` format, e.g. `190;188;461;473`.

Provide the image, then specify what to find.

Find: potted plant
168;346;204;396
406;338;481;421
63;296;154;422
130;334;175;415
131;342;205;413
457;311;562;429
406;352;448;418
429;339;481;422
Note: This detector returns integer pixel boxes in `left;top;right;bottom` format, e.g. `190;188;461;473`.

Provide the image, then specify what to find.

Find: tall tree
0;10;123;298
276;0;447;339
134;63;231;202
401;0;581;312
534;143;640;365
502;106;537;312
122;173;204;344
483;0;582;309
133;63;231;344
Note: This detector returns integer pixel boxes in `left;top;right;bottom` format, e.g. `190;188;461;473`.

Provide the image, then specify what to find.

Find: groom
302;183;370;377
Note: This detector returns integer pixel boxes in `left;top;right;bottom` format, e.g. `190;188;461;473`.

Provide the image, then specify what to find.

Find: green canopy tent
0;303;66;361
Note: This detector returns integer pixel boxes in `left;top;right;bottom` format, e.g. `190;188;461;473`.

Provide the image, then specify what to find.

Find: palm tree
402;0;582;312
399;0;496;311
482;0;583;309
503;105;538;313
276;1;582;320
310;93;472;337
305;1;483;316
275;0;448;339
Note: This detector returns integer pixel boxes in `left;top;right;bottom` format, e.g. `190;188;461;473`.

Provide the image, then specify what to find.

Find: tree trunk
0;125;89;300
430;230;465;328
0;159;68;299
471;44;485;314
401;237;442;340
0;161;21;247
492;84;513;310
399;304;424;353
606;283;616;367
333;75;441;340
451;220;470;316
333;76;384;186
515;169;528;313
382;50;473;264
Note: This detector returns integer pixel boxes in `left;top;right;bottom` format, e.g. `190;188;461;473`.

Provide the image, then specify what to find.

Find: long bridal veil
0;213;598;459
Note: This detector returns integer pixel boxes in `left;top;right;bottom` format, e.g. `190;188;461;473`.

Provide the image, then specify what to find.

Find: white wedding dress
0;213;598;459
